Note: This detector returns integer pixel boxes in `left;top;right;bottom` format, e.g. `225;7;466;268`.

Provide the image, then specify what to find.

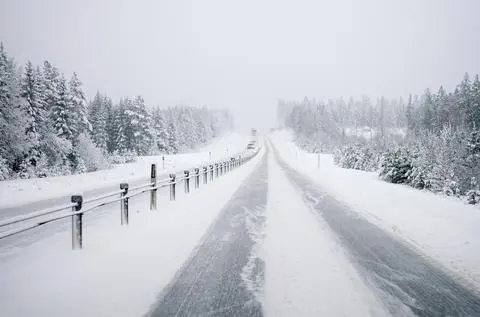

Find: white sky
1;0;480;131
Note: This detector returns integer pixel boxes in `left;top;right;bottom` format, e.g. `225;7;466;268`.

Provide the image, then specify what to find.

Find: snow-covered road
146;141;480;317
270;141;480;317
1;133;480;317
147;147;268;316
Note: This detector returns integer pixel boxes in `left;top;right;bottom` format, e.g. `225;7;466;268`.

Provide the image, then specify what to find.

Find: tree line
0;43;233;180
278;72;480;203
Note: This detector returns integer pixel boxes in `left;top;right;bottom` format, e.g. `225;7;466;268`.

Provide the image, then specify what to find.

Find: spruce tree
471;74;480;129
113;100;128;154
20;61;46;171
69;72;91;140
52;75;74;141
456;72;472;128
0;43;29;171
152;107;168;153
42;61;60;114
88;92;109;152
422;89;434;131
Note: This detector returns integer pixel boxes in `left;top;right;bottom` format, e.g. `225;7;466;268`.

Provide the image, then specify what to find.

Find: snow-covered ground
0;133;248;210
270;130;480;291
0;144;264;317
264;149;386;317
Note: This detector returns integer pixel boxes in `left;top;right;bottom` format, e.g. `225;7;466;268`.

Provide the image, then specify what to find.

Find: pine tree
456;72;472;128
88;92;109;152
166;112;178;154
152;107;168;153
0;43;29;172
69;72;91;141
105;98;116;153
42;61;60;114
422;89;434;131
113;100;128;154
435;86;449;128
20;61;46;171
406;94;417;137
52;75;74;141
471;74;480;129
124;96;152;155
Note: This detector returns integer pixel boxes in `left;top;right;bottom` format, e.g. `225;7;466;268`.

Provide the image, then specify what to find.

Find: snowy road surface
2;135;480;317
147;142;480;317
270;142;480;317
147;149;267;317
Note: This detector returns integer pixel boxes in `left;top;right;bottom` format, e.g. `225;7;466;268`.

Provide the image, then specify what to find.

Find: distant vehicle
247;128;257;149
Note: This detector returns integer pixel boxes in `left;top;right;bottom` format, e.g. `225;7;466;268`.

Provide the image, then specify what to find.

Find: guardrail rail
0;148;260;250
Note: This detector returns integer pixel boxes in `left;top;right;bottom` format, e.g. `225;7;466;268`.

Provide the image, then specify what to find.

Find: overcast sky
1;0;480;131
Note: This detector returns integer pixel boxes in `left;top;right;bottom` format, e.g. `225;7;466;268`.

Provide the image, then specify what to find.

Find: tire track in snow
270;141;480;317
146;150;268;317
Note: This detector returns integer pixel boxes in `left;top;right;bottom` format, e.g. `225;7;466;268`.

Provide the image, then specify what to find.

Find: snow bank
270;130;480;291
0;145;264;317
0;133;249;210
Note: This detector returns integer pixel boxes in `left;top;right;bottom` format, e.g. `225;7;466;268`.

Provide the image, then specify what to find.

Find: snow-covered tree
0;43;29;173
151;107;168;153
42;61;60;113
52;75;74;141
124;96;152;155
19;61;47;175
112;99;128;154
471;75;480;129
456;72;472;128
88;92;109;152
69;72;91;140
166;114;178;154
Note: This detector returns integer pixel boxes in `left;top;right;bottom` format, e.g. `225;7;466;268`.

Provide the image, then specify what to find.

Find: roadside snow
264;146;386;317
0;145;264;317
270;130;480;291
0;133;248;210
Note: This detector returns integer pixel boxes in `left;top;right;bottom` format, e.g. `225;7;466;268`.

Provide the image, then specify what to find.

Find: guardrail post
195;168;200;189
215;163;219;178
150;164;157;211
210;164;214;181
169;174;176;201
223;162;227;174
203;166;208;184
184;170;190;194
120;183;129;225
71;195;83;250
317;153;321;168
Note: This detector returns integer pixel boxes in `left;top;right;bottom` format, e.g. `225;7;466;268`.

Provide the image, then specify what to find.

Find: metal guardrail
0;149;260;250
